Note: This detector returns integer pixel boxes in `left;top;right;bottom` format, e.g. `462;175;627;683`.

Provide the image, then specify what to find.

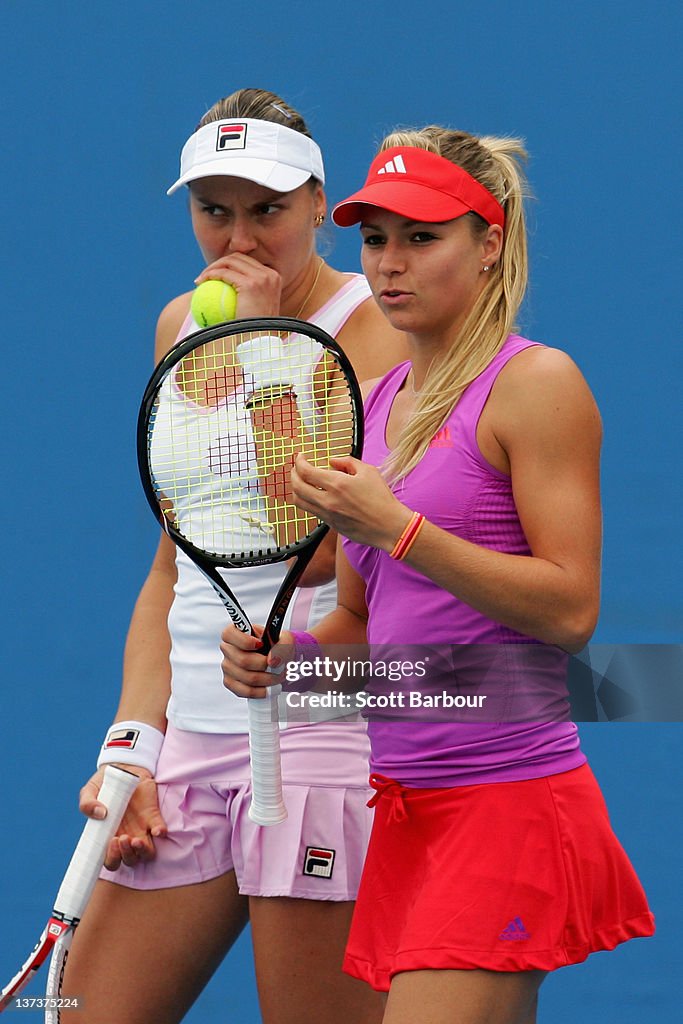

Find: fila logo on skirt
303;847;336;879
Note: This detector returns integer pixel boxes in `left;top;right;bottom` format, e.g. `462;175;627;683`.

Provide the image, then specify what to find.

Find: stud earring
314;214;325;227
482;265;490;272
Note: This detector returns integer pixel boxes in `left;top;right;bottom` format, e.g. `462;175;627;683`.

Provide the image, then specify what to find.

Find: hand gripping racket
0;765;139;1016
137;318;363;825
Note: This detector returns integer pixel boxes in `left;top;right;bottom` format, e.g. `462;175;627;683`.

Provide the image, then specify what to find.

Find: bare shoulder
336;295;409;383
154;292;193;362
491;345;602;451
496;344;600;413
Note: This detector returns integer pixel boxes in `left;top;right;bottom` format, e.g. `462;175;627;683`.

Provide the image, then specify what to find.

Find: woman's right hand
220;623;294;698
195;254;282;318
79;767;168;870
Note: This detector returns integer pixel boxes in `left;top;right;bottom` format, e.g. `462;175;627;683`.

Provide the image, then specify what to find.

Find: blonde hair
379;127;530;481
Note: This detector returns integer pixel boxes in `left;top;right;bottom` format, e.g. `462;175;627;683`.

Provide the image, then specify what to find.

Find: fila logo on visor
377;154;407;175
303;846;336;878
216;123;247;151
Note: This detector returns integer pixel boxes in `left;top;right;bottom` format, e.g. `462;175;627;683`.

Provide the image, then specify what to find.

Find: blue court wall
0;2;680;1021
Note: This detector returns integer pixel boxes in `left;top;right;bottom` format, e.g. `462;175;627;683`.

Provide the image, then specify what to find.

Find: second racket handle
53;766;139;921
247;685;287;825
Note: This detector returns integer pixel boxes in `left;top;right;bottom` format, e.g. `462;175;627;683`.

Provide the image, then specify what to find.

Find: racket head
0;918;68;1011
137;317;364;571
0;772;137;1013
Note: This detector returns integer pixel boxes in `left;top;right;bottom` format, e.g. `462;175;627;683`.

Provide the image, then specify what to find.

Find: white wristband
97;721;165;775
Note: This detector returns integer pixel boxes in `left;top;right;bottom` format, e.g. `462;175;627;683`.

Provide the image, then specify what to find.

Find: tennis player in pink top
221;126;654;1024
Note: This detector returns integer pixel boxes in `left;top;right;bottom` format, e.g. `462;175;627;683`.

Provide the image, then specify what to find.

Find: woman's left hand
291;454;411;551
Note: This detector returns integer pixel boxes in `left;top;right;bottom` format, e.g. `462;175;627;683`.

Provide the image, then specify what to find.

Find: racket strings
147;328;357;560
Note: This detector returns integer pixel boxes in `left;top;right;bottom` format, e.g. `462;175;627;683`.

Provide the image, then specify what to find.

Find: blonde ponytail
380;129;530;482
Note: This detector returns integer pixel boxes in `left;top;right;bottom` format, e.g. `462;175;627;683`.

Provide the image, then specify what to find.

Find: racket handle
247;685;287;825
53;766;139;921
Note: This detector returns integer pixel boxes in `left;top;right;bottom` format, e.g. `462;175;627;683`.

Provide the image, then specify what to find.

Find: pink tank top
343;335;585;786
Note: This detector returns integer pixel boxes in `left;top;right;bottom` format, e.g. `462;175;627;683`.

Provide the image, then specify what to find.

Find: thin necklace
294;257;324;319
410;355;436;397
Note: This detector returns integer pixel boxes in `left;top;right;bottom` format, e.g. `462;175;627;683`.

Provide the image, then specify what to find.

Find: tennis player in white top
60;88;407;1024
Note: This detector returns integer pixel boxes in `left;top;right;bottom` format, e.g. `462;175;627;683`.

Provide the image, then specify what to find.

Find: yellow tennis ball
191;280;238;327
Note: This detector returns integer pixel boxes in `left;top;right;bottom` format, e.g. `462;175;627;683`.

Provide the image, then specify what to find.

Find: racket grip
53;766;139;921
247;685;287;825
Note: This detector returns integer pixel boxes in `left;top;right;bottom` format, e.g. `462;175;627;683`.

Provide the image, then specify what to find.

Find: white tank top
166;275;372;733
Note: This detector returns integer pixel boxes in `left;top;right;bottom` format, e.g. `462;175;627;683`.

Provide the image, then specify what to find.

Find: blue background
1;1;680;1020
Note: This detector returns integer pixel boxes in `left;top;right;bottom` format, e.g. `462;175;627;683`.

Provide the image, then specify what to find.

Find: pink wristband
291;630;322;659
284;631;323;693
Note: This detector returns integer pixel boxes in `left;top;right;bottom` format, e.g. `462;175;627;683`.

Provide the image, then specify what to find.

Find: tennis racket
0;765;138;1017
137;317;363;825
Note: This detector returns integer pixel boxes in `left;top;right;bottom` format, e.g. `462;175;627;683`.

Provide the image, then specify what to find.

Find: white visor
167;118;325;195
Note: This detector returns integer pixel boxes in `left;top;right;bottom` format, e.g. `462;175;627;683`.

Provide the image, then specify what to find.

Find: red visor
332;147;505;229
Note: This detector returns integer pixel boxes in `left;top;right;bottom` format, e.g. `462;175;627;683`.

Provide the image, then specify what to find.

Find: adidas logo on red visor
376;154;407;175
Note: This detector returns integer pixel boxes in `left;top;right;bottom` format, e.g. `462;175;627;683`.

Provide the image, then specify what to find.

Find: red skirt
344;764;654;991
